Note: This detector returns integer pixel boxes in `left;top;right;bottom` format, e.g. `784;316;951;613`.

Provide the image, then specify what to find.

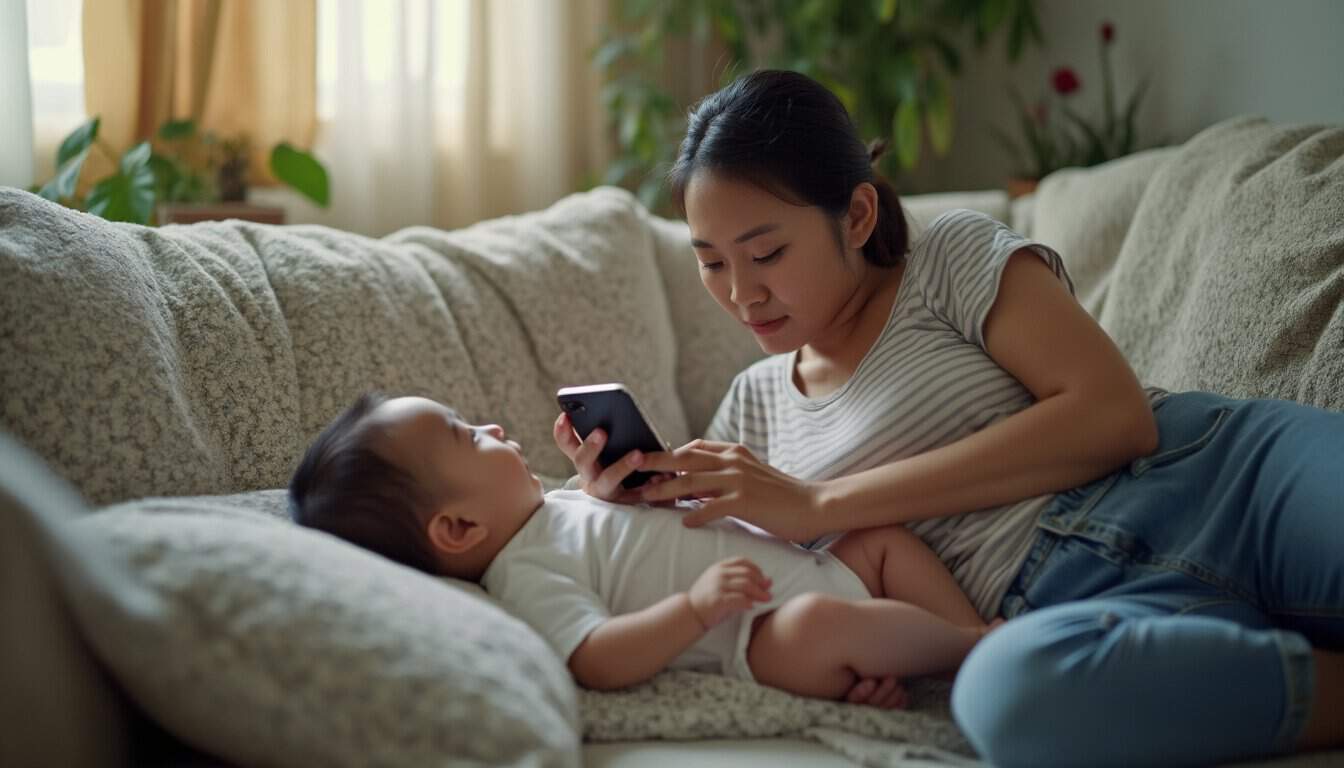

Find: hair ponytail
669;69;909;269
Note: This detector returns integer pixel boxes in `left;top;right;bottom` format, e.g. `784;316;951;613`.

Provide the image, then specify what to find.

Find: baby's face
364;396;545;523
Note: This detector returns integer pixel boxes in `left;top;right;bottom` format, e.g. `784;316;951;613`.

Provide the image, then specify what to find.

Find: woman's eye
753;246;785;264
699;261;724;272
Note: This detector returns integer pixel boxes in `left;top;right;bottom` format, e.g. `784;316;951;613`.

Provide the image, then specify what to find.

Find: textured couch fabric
0;187;693;506
3;114;1343;768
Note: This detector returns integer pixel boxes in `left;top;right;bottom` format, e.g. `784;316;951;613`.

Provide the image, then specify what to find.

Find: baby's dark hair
668;68;908;268
289;391;444;574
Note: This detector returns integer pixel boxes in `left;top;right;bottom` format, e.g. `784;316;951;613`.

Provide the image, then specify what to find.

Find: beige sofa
2;115;1342;768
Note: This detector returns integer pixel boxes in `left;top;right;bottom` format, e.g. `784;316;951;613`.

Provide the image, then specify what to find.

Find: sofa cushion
70;491;580;768
1031;147;1175;317
1099;116;1344;410
0;432;139;768
0;186;688;504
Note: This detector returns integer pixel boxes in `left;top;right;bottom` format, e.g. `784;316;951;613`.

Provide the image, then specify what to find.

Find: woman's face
684;171;870;355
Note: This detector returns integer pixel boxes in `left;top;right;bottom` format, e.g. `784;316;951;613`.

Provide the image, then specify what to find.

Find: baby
289;392;996;705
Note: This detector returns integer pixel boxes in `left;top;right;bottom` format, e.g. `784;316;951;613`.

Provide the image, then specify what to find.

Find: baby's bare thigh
825;525;923;599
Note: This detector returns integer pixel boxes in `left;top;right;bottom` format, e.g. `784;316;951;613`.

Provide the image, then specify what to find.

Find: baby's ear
426;510;489;554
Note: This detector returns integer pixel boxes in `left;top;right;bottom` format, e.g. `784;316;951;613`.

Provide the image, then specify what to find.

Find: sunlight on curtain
24;0;85;183
263;0;610;236
2;0;35;187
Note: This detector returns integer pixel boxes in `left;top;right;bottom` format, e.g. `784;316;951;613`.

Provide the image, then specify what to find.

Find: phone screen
557;384;669;489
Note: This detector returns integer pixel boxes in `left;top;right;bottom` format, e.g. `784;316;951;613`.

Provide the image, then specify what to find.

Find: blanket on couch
1098;117;1344;409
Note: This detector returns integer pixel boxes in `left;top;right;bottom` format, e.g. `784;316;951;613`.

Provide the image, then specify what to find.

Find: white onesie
480;490;871;681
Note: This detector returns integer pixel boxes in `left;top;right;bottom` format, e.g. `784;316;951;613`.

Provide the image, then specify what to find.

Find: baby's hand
687;556;772;629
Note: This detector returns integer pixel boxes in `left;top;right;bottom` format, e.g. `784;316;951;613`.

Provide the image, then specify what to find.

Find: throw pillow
71;497;582;768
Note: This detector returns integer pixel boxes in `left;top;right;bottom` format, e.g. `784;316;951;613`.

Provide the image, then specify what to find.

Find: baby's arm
568;556;771;690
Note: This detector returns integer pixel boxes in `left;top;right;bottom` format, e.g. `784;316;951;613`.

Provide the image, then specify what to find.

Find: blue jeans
952;392;1344;767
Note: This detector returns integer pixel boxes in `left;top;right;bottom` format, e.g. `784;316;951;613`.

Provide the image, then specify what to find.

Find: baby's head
289;392;545;579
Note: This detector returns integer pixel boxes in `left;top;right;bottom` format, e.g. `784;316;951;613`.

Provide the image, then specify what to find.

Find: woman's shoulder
912;208;1012;256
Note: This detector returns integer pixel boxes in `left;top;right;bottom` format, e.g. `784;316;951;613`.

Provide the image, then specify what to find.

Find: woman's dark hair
289;391;444;575
668;69;908;267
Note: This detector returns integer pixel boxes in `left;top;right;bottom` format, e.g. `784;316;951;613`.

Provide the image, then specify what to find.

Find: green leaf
85;160;156;224
57;117;100;167
270;143;330;207
877;0;898;23
592;38;634;70
147;153;180;201
929;34;962;75
1061;105;1105;166
157;119;197;141
925;78;953;156
39;148;90;202
120;141;152;174
894;99;921;169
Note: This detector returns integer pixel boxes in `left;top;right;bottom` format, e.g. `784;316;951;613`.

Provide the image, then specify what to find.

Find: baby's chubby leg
746;593;990;702
826;525;983;627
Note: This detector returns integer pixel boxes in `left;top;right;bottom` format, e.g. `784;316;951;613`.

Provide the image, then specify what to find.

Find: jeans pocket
1128;407;1232;477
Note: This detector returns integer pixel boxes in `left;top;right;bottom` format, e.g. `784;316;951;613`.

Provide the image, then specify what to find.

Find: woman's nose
729;273;767;307
482;424;506;440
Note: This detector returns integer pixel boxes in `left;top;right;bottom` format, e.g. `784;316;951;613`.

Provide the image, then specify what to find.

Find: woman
553;69;1343;766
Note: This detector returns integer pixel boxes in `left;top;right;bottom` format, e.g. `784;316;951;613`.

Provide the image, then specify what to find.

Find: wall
902;0;1344;193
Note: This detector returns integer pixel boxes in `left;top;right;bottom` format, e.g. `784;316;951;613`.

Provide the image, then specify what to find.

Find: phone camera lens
566;402;585;413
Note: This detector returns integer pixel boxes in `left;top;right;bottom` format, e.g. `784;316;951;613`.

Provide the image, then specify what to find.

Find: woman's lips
745;316;788;335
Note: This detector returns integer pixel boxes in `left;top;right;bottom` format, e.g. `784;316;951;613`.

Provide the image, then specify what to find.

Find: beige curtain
260;0;614;236
81;0;315;185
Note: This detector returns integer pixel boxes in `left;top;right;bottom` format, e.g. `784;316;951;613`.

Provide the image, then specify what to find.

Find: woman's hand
637;440;824;542
552;412;648;503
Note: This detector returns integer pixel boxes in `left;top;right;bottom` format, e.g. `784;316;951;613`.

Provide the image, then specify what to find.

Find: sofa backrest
1096;117;1344;410
0;186;700;505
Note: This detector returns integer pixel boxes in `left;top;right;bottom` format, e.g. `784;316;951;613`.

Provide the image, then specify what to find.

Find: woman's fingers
572;428;607;478
553;413;581;458
680;496;734;529
637;446;731;474
639;468;736;503
588;449;644;499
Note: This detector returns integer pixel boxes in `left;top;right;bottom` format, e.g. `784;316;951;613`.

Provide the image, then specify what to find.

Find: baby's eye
753;246;785;265
699;261;723;272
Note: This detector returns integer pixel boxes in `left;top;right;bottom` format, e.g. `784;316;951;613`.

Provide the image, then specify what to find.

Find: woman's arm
640;251;1157;540
817;251;1157;531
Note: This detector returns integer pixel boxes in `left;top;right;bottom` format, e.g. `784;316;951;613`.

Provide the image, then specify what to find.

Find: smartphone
556;383;671;489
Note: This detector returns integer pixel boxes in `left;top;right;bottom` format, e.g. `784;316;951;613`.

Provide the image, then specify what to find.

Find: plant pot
1006;177;1039;198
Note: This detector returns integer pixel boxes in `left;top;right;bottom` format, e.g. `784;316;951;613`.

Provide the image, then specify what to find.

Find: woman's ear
426;509;490;555
845;182;879;250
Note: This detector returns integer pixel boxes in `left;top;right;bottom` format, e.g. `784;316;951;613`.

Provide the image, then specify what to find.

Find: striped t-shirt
705;208;1076;620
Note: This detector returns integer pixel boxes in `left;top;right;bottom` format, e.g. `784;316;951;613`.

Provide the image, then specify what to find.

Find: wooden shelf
157;203;286;225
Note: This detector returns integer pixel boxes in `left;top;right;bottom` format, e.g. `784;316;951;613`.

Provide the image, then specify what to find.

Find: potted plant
994;20;1147;195
593;0;1045;211
32;116;330;224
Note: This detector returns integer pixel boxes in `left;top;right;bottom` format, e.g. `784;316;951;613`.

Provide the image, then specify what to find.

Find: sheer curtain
1;0;35;188
260;0;612;236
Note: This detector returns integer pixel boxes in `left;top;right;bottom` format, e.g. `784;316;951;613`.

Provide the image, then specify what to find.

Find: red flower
1051;67;1081;95
1101;22;1115;43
